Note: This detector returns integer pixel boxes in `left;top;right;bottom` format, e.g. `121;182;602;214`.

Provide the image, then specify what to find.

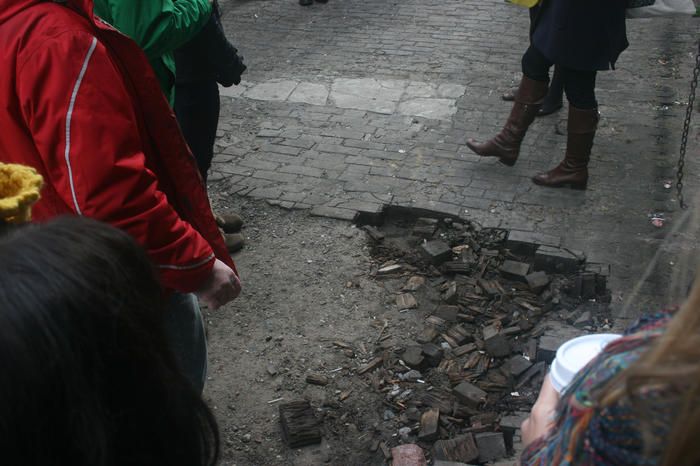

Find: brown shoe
532;106;599;190
467;76;548;166
224;233;245;253
215;212;244;233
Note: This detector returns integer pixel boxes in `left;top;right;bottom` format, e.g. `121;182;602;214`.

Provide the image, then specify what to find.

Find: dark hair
0;216;219;465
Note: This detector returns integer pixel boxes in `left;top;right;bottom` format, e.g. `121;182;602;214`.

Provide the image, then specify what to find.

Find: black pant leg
175;81;221;181
521;45;553;83
559;68;597;109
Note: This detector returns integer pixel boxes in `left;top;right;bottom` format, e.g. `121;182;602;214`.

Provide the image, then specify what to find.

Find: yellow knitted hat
0;163;43;224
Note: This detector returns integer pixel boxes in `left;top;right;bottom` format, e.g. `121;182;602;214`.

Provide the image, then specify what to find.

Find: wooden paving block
279;401;321;448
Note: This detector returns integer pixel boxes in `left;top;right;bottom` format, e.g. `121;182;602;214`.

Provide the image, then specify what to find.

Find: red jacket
0;0;235;293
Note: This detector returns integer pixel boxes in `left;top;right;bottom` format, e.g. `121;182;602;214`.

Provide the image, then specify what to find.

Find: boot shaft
565;106;599;165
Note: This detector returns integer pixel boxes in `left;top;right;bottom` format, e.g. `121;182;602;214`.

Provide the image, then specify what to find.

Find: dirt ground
204;195;392;466
202;194;604;466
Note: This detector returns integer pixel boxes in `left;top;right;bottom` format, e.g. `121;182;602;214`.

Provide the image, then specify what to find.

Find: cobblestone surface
214;0;700;323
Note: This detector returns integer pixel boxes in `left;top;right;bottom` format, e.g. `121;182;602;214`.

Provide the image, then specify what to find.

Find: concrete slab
437;83;467;98
397;98;458;121
405;81;437;98
330;78;405;114
244;80;298;102
288;82;329;106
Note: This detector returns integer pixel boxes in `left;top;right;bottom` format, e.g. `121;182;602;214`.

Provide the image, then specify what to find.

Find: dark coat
531;0;629;71
175;1;245;85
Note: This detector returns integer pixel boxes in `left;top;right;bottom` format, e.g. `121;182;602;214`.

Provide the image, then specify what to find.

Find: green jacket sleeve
94;0;213;61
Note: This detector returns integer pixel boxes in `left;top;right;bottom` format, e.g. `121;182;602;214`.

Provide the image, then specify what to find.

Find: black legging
521;45;597;110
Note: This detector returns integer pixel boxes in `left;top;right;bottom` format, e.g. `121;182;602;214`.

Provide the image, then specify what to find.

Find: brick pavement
214;0;700;324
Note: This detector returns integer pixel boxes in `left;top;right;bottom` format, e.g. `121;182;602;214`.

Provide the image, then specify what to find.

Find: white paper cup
549;333;621;393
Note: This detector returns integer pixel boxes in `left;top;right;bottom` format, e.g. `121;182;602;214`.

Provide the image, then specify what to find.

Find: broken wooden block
442;281;458;304
505;355;533;377
426;314;447;327
483;324;502;343
402;346;425;369
499;260;530;282
534;245;585;274
432;434;479;463
442;261;471;274
477;278;501;297
526;271;550;294
417;326;439;343
475;432;506;463
391;444;427;466
573;310;593;328
279;401;322;448
572;272;597;299
305;373;329;386
404;275;426;291
516;361;546;389
585;262;610;295
396;293;418;309
452;382;487;408
500;412;529;431
413;224;437;239
418;408;440;442
500;411;530;453
362;225;385;242
483;325;511;358
471;412;499;430
434;305;459;322
505;230;560;256
536;335;560;364
453;342;477;357
421;343;444;367
446;324;471;346
358;355;384;374
420;240;453;265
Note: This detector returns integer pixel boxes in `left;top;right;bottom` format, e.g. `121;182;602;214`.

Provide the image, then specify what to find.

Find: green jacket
93;0;212;105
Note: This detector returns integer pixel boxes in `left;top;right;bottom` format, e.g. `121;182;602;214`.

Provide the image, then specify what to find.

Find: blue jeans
164;293;208;392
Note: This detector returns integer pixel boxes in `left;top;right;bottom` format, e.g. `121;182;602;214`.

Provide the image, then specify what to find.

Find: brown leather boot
532;106;599;190
467;76;548;166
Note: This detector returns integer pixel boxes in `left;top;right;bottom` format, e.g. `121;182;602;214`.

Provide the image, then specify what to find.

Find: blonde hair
0;163;43;223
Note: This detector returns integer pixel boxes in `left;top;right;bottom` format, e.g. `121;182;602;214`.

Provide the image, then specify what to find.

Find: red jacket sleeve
17;31;215;293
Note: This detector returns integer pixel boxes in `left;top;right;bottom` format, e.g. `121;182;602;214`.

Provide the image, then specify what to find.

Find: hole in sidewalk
349;206;613;463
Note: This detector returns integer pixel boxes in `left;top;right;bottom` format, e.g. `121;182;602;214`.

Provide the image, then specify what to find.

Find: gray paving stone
244;80;298;102
397;97;458;121
288;82;329;106
331;78;404;115
309;205;357;221
437;83;467;98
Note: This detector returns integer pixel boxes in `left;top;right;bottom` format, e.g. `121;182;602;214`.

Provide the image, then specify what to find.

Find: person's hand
521;375;560;447
195;259;241;309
